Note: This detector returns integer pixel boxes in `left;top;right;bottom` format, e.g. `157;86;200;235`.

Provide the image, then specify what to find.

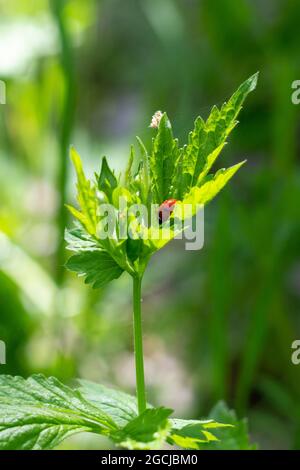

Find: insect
158;198;178;224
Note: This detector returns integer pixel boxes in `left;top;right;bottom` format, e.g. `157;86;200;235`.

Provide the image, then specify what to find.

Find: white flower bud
149;110;163;128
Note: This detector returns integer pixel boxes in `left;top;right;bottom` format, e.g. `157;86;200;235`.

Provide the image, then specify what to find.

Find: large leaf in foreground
0;375;117;450
78;379;138;427
78;381;173;449
0;375;250;450
0;375;172;450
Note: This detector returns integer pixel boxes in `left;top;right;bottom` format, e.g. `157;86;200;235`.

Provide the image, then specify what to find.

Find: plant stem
132;275;147;414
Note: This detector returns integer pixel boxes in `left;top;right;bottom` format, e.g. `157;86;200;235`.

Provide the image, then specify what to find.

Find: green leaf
78;382;173;450
136;136;150;204
150;113;179;203
0;376;238;450
113;407;173;450
77;379;139;428
66;250;123;289
204;401;257;450
69;146;98;235
126;237;144;262
112;187;133;209
169;418;232;450
0;375;117;450
65;226;100;252
125;145;134;186
177;72;258;196
183;160;246;207
98;156;118;200
141;160;244;256
196;142;227;186
170;147;186;200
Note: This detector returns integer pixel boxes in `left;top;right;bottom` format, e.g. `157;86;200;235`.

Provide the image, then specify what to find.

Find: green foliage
78;380;138;427
0;374;248;450
167;401;257;450
182;161;246;206
204;401;257;450
150;113;179;203
66;74;257;283
0;374;116;450
1;0;299;450
167;402;257;450
113;407;172;450
66;146;97;235
175;73;258;197
65;225;100;252
168;418;232;449
0;76;257;451
97;156;118;201
66;250;123;289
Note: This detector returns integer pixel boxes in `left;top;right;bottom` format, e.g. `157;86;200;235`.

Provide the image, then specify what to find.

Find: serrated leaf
112;407;173;450
98;156;118;200
0;376;239;451
150;113;179;203
204;401;257;450
66;250;123;289
183;160;246;207
169;418;232;450
69;146;98;235
0;375;118;450
176;73;258;196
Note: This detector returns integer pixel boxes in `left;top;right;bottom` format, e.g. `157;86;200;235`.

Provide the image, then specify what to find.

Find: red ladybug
158;198;177;224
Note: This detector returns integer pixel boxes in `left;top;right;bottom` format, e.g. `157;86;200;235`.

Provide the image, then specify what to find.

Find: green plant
0;73;258;450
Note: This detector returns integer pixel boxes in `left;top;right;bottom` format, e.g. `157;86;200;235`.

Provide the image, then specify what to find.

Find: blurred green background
0;0;300;450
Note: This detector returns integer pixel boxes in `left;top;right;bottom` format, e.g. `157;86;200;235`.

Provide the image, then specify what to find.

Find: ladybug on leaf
158;198;178;224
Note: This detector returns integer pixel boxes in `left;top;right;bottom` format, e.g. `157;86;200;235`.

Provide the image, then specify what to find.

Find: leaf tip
249;71;259;90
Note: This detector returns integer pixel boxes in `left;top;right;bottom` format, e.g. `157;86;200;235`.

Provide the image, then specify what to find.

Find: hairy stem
133;275;146;414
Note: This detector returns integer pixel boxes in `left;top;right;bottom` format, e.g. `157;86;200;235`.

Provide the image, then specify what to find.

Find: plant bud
150;110;163;129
